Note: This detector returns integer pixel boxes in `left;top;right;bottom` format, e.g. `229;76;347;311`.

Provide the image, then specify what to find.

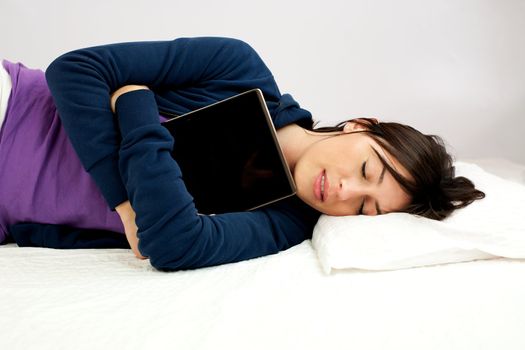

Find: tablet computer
161;89;296;214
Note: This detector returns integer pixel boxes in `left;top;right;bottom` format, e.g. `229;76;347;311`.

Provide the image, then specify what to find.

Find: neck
276;124;340;172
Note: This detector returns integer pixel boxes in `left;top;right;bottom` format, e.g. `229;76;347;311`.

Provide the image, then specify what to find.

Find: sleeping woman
0;37;485;270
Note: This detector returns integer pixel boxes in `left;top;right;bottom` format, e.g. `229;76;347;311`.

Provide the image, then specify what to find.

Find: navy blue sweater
44;37;320;270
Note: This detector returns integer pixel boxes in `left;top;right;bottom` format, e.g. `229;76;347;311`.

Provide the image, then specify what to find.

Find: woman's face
293;126;412;216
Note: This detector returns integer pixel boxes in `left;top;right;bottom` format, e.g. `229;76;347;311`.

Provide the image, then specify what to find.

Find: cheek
293;157;313;198
293;140;344;191
292;146;325;204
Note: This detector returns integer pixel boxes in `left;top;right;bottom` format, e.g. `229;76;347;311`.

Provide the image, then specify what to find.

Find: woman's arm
112;85;149;259
110;84;149;113
113;89;316;270
45;37;279;210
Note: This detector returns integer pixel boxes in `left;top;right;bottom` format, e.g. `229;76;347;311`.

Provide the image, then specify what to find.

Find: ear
342;121;367;133
342;118;379;134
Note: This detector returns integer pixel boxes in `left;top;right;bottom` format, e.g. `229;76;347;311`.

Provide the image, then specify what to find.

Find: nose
337;177;369;202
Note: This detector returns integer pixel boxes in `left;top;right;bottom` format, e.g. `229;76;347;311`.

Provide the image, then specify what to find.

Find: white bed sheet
1;158;525;350
1;243;524;350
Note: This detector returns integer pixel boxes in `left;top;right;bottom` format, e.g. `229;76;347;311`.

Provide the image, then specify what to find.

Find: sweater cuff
89;155;129;210
115;89;160;136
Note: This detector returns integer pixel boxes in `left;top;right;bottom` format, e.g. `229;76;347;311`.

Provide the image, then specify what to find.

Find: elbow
137;217;210;272
149;260;177;272
148;254;184;272
46;53;68;78
45;52;74;91
45;49;91;89
138;239;183;272
139;237;204;272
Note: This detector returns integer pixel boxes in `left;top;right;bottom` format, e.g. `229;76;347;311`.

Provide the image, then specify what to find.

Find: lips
322;170;329;201
314;170;329;202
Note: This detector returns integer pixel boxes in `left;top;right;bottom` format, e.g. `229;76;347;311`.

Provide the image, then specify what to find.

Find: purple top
0;60;124;243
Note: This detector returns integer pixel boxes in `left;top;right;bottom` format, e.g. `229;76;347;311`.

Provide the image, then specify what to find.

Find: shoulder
176;37;273;82
182;36;255;50
174;37;259;59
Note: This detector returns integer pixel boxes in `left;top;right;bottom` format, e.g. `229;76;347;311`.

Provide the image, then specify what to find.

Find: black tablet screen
161;90;296;214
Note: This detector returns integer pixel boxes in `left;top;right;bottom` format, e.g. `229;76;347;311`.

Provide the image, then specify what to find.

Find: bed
1;158;525;350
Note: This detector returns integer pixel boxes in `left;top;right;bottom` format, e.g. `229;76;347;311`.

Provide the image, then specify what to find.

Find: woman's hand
110;85;149;113
115;200;147;260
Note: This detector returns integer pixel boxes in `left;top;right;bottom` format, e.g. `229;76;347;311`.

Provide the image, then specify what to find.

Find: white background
2;0;524;163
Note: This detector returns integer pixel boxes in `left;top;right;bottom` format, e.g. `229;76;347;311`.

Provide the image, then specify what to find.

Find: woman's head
293;118;485;220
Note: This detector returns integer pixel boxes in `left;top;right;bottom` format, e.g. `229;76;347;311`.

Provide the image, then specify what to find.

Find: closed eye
358;201;365;215
361;161;367;180
358;161;367;214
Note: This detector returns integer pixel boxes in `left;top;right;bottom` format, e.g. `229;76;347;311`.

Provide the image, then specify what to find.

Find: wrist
114;89;159;136
111;85;149;113
115;200;135;221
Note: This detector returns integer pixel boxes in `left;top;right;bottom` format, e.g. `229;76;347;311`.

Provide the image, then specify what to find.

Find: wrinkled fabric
0;60;124;243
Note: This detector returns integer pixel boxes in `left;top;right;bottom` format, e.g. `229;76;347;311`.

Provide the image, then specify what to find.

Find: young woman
0;37;484;270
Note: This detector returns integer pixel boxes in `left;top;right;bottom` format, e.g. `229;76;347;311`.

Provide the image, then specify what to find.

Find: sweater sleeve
45;37;278;209
115;90;311;271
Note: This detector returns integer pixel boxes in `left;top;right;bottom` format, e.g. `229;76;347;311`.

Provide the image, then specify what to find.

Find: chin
296;190;316;210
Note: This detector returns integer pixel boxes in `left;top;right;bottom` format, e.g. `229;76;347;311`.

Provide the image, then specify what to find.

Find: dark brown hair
309;118;485;220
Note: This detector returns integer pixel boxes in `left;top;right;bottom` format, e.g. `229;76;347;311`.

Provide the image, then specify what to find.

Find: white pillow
311;161;525;273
